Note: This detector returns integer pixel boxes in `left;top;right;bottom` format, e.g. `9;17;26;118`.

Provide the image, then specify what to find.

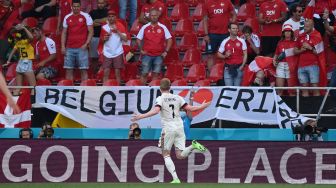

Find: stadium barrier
1;127;336;141
0;139;335;183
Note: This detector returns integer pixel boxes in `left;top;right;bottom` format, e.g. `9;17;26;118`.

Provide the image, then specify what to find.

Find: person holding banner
131;78;211;183
0;72;20;114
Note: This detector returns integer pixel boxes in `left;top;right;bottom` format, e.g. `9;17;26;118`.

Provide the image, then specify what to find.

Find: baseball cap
108;10;117;16
282;24;293;32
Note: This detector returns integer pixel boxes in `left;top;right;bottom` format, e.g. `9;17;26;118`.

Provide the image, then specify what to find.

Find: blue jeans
224;67;243;86
64;48;89;69
141;55;163;74
118;0;137;29
298;65;319;84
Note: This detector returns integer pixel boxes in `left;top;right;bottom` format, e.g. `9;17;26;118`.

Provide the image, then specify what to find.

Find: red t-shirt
11;0;21;9
259;0;287;37
59;0;72;23
204;0;234;34
296;31;321;67
63;11;93;48
0;4;8;20
36;37;58;69
136;23;172;56
315;0;330;14
218;37;247;65
141;0;167;20
275;39;297;62
240;33;260;56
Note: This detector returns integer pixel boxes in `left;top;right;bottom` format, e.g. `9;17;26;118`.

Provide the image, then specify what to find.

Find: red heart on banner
178;89;213;117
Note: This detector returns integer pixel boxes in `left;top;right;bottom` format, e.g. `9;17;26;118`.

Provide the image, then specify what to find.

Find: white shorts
16;59;33;73
276;62;290;79
158;127;186;151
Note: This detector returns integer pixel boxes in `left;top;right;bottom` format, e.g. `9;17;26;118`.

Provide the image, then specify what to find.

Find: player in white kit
131;78;211;183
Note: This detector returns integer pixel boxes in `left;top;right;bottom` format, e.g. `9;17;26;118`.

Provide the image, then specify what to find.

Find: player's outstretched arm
0;73;20;114
131;106;161;122
184;100;211;112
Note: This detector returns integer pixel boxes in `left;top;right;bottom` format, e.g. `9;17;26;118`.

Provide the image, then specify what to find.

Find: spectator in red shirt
323;9;336;36
312;0;335;36
139;0;167;24
61;0;93;81
33;26;58;81
217;22;247;86
273;24;298;96
136;8;172;85
258;0;287;57
241;25;260;64
203;0;236;71
294;19;323;96
57;0;72;35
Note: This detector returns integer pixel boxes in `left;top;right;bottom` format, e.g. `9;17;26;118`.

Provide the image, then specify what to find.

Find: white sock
180;145;193;158
164;156;179;180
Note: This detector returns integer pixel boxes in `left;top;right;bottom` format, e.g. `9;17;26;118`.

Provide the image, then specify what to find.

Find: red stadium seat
192;3;205;22
22;17;38;28
36;78;52;86
5;63;17;82
177;32;198;52
185;64;206;82
57;79;74;86
182;47;202;67
166;0;178;7
196;19;206;37
122;62;139;82
125;79;143;86
174;18;194;37
171;79;188;86
42;17;58;34
164;47;179;65
194;79;211;86
103;79;120;86
117;19;127;29
130;19;143;36
160;17;172;32
96;68;116;82
164;64;184;81
207;63;224;83
185;0;200;7
236;3;256;22
80;79;97;86
148;79;161;86
169;2;189;22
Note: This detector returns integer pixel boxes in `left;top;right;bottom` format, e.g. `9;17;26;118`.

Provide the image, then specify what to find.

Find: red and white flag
302;0;315;20
241;56;275;86
0;89;31;128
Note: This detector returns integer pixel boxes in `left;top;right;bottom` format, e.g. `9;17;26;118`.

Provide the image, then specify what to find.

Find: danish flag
0;89;31;128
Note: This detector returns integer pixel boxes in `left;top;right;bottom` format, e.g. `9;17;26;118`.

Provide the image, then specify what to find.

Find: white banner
35;86;309;129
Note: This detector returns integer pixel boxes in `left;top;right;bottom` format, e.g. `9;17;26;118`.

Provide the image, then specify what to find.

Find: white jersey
283;17;305;38
155;92;187;130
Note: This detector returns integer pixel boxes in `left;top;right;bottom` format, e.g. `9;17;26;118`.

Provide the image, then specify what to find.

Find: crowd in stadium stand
0;0;336;96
